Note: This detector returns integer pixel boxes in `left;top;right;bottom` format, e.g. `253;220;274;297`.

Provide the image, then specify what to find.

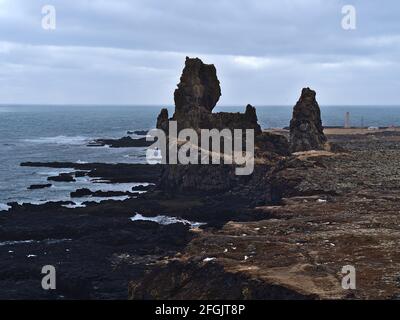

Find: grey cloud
0;0;399;105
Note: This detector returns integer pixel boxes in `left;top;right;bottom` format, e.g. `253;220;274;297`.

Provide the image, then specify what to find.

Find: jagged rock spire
289;87;327;152
174;57;221;115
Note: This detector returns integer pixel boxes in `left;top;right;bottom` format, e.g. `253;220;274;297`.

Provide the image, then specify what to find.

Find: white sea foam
62;203;87;209
17;200;60;206
130;213;205;228
24;135;90;145
0;238;72;246
62;196;131;208
79;195;130;203
73;180;153;193
0;203;11;212
203;257;216;262
88;182;152;193
37;169;74;176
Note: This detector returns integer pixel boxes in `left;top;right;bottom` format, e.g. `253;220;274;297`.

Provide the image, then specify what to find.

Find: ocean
1;104;400;208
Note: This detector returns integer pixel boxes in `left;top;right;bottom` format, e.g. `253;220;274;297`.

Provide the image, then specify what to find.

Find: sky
0;0;399;106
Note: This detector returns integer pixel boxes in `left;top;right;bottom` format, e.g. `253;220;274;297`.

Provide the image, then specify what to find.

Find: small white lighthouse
344;112;350;128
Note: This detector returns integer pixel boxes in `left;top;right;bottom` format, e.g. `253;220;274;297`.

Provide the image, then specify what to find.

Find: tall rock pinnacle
289;88;327;152
174;57;221;116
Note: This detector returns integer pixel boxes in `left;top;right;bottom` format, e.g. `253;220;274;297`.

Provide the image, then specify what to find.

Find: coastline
0;126;399;299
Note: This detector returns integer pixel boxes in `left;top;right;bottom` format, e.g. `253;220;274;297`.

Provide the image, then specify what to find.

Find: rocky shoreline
0;159;270;299
2;128;400;299
129;129;400;300
2;57;400;300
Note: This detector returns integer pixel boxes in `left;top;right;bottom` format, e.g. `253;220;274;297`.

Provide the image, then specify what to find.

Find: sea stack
289;87;327;152
171;56;222;131
156;57;261;134
174;56;221;115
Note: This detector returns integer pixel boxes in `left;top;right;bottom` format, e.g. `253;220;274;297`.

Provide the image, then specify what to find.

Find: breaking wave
23;135;91;145
130;213;205;228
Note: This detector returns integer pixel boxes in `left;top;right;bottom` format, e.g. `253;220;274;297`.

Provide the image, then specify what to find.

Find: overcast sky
0;0;399;105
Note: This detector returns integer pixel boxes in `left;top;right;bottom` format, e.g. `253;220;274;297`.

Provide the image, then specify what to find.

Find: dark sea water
1;104;400;209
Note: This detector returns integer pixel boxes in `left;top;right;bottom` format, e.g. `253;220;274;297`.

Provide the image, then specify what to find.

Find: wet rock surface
128;130;148;136
47;173;76;183
70;188;135;198
28;184;52;190
0;202;193;299
2;159;271;299
88;136;153;148
21;162;163;183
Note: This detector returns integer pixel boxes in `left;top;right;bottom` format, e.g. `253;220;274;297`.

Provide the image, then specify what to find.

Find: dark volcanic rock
174;56;221;115
210;104;262;134
159;164;273;206
132;130;148;136
156;57;262;135
127;130;148;135
289;88;327;152
21;162;163;184
131;184;154;192
70;188;133;198
0;200;194;299
129;259;313;300
47;173;76;182
156;56;221;132
156;108;169;134
74;171;87;177
154;57;289;199
28;183;52;190
256;132;290;156
88;136;153;148
70;188;93;197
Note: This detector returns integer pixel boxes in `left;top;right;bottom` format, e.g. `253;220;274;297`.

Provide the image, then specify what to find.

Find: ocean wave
23;135;91;145
36;169;74;176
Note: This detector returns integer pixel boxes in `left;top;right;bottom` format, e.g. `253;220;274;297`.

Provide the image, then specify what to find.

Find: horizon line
1;103;400;108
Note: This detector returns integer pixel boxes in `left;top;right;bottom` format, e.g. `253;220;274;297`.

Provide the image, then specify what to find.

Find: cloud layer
0;0;399;105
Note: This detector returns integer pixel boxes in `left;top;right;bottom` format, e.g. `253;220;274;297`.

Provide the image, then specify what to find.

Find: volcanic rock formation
156;57;262;135
174;57;221;115
289;88;327;152
154;57;290;197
